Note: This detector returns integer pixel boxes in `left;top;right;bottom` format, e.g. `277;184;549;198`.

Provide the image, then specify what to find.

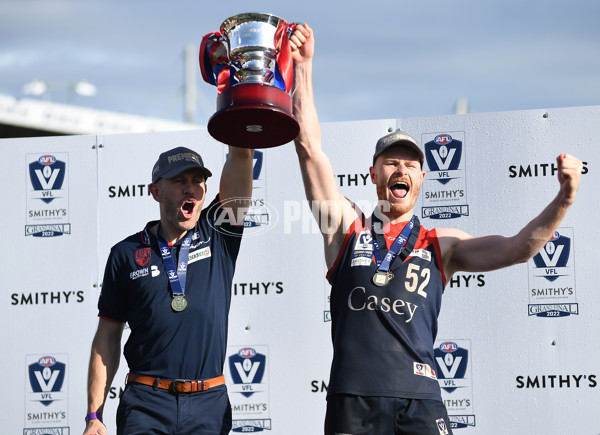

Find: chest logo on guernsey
351;230;373;267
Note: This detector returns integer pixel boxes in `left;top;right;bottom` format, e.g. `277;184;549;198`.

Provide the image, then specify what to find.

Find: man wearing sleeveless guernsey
289;24;583;435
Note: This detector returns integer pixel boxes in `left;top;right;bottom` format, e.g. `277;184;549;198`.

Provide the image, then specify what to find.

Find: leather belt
127;373;225;394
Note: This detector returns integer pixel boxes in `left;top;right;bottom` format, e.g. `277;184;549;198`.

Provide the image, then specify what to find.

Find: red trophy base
208;83;299;149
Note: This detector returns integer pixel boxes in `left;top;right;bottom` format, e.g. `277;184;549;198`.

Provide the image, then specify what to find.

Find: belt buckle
170;379;189;393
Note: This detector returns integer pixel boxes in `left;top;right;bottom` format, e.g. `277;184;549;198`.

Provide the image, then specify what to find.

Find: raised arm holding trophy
200;13;299;148
82;12;299;435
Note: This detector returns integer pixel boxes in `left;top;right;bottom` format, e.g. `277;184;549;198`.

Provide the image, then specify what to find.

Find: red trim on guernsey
326;216;447;288
429;228;446;288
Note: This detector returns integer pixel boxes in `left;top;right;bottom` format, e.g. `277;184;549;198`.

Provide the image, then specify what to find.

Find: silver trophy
200;13;299;148
222;13;282;84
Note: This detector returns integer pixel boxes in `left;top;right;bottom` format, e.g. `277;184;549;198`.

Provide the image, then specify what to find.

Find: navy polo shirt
98;195;243;380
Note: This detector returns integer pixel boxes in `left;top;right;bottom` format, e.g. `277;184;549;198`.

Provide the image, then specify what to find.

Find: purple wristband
85;411;102;423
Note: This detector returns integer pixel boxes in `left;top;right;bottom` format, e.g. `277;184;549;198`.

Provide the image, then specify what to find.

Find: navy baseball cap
151;146;212;183
373;129;424;167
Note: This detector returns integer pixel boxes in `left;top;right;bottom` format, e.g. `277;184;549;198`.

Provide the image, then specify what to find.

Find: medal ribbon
156;227;193;297
371;214;415;274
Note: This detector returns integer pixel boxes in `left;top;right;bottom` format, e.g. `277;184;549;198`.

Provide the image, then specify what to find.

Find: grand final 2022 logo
528;228;578;317
26;153;71;237
421;132;469;220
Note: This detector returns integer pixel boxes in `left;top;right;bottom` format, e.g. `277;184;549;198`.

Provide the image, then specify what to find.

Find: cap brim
157;164;212;182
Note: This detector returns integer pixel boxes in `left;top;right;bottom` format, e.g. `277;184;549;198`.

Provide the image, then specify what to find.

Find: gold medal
171;295;188;312
372;271;394;287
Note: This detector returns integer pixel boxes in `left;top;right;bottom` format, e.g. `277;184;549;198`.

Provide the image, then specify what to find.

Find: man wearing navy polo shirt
83;145;253;435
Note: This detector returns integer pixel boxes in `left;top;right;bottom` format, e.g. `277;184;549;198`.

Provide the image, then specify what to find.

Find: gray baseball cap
373;129;424;167
151;146;212;183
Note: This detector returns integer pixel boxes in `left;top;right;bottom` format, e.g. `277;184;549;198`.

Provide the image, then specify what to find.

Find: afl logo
38;155;56;165
434;134;453;145
550;231;560;241
238;347;256;358
38;356;57;366
439;342;458;353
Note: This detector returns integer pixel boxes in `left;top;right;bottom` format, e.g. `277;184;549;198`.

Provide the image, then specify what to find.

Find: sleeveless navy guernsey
326;214;447;401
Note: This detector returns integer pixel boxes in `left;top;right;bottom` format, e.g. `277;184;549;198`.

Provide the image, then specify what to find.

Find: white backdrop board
1;105;599;434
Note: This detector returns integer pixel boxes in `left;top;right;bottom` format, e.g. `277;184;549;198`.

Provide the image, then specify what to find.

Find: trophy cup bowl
205;13;300;149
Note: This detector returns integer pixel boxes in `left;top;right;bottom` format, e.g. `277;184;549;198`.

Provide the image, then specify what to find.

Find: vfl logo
134;248;151;267
29;155;66;204
355;230;373;251
434;342;468;393
228;347;266;398
28;356;66;406
532;231;571;282
425;135;462;185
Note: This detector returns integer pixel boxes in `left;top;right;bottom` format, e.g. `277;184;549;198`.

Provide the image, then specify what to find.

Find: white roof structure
0;93;199;136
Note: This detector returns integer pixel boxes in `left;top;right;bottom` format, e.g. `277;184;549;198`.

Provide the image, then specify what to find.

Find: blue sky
1;0;598;125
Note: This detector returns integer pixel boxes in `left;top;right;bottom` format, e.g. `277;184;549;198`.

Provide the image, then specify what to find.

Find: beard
375;181;419;220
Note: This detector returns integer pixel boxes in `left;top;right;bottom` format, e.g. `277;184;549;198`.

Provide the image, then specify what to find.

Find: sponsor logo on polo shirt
188;246;211;264
130;268;149;280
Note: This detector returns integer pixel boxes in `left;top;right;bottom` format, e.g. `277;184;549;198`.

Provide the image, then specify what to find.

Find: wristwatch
85;411;102;423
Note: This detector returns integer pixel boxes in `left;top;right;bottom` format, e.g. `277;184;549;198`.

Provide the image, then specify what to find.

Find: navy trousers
116;383;232;435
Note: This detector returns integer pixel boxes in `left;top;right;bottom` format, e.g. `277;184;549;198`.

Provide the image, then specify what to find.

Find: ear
149;182;161;202
369;166;376;184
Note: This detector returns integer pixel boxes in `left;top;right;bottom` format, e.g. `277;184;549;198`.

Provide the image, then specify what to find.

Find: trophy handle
200;32;233;94
273;21;295;93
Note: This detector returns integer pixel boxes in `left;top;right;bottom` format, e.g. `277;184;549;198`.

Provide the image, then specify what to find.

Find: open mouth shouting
389;180;409;199
181;199;197;219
